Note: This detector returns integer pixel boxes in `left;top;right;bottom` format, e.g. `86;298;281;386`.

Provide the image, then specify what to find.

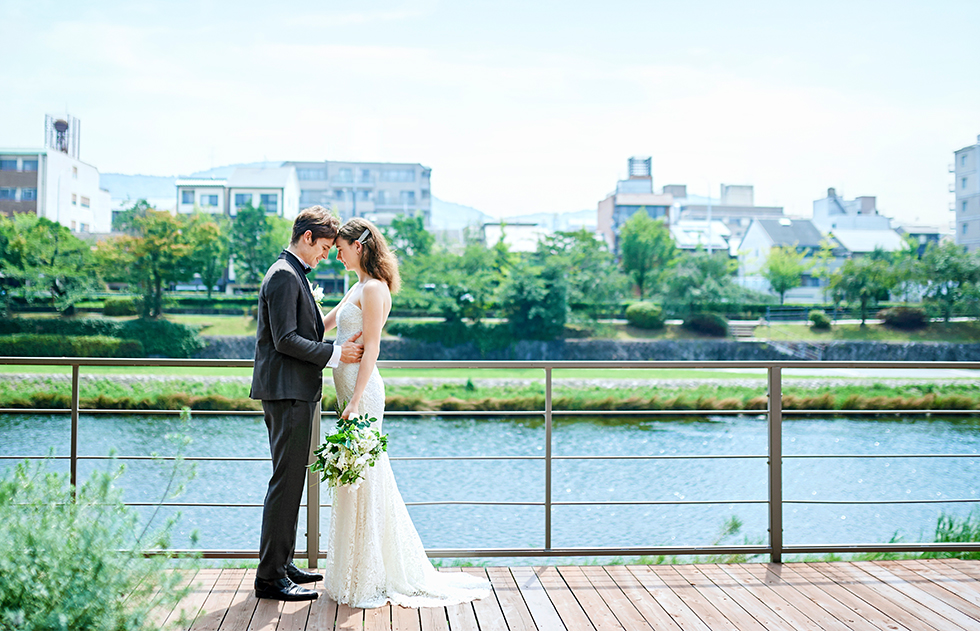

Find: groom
250;206;363;601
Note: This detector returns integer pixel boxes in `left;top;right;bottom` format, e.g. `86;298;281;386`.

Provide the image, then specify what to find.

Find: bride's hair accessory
356;229;370;244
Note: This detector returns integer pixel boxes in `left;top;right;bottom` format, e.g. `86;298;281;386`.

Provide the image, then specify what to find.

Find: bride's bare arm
341;280;388;418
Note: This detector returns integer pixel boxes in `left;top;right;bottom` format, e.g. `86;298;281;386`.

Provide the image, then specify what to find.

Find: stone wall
198;336;980;362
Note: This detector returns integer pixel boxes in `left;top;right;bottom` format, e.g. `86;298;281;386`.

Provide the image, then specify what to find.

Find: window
80;196;90;208
963;223;969;235
963;177;968;189
260;193;278;214
21;188;36;201
22;159;38;171
0;188;15;200
72;194;77;205
380;169;415;182
71;221;76;230
72;166;77;178
235;193;251;207
300;190;326;204
357;190;370;201
334;168;352;183
359;168;372;183
0;160;16;171
297;168;325;181
80;223;89;232
964;201;969;213
964;155;969;167
200;194;218;207
399;191;416;205
181;190;194;204
376;190;390;205
334;189;345;200
421;188;430;200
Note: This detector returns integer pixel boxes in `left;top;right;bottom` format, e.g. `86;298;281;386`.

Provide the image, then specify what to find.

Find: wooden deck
161;560;980;630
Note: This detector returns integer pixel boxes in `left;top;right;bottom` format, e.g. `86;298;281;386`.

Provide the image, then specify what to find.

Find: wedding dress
325;301;491;609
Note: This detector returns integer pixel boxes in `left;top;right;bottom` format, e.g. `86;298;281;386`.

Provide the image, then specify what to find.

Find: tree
231;202;276;285
97;203;193;318
828;257;897;325
0;214;100;314
386;214;434;260
919;241;980;322
185;212;230;299
534;229;628;319
761;245;812;305
892;235;924;304
500;260;568;340
619;210;676;299
664;249;739;315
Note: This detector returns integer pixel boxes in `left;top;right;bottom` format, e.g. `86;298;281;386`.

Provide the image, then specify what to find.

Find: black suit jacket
250;251;335;402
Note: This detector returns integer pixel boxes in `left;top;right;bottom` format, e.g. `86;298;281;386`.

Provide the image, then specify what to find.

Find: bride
320;217;491;609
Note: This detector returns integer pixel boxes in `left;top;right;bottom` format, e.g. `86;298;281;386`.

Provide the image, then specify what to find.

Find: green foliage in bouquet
310;407;388;489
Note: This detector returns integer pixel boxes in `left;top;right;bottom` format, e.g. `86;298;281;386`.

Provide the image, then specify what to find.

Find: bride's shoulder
362;278;390;295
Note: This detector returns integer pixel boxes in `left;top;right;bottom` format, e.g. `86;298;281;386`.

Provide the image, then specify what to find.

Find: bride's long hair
338;218;401;293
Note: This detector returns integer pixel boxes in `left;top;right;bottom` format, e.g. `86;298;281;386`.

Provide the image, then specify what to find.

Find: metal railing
2;357;980;566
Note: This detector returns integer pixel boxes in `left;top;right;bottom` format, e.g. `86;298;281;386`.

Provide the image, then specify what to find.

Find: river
1;412;978;559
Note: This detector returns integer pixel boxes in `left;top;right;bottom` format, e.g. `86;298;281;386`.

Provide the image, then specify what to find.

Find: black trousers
257;398;317;581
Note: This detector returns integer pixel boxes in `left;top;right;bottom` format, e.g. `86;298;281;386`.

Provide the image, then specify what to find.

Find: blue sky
2;0;977;223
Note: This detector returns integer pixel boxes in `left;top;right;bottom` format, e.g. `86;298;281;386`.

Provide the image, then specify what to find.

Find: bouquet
310;407;388;490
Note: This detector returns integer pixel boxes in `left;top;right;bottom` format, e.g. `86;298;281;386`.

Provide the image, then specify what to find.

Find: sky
2;0;978;225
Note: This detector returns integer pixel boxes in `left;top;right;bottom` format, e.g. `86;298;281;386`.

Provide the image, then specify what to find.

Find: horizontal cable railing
2;357;980;564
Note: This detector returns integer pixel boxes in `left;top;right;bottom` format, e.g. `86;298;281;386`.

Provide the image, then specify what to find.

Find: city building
482;221;550;253
811;188;891;233
597;156;673;252
283;160;431;227
669;219;732;254
671;184;786;245
0;115;111;233
897;223;947;257
953;135;980;252
175;167;300;219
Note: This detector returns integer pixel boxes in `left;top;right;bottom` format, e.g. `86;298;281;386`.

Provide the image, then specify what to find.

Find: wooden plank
535;566;596;630
247;597;284;631
697;564;829;631
217;569;260;631
305;589;339;631
277;598;314;631
557;566;625;630
365;604;393;631
511;567;567;630
647;566;738;631
580;567;652;630
625;566;711;631
909;559;980;606
168;569;221;630
150;570;196;630
940;559;980;581
672;565;768;631
419;607;449;631
487;567;537;631
808;562;948;631
336;603;365;631
438;568;480;631
604;566;681;631
461;567;508;631
859;561;980;626
736;563;899;631
189;568;245;631
391;605;422;631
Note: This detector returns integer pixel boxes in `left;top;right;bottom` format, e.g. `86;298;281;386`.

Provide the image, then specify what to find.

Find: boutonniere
311;284;324;303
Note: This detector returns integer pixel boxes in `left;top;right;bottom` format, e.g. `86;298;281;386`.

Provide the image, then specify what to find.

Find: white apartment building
175;167;300;219
811;188;891;233
0;116;111;232
954;135;980;252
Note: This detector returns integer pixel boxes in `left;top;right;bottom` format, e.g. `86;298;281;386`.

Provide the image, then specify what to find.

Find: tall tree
619;210;676;299
829;257;897;325
386;214;434;260
919;240;980;322
500;260;568;340
535;229;628;319
664;249;738;315
231;202;275;285
185;212;230;299
0;214;100;314
761;245;812;305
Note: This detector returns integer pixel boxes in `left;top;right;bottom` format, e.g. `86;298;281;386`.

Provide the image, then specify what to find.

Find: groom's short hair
291;206;340;244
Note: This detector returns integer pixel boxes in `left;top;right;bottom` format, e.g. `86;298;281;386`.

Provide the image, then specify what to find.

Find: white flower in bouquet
310;406;388;490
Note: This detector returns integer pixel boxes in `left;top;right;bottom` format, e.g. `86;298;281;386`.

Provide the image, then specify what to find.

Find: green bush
0;334;144;357
0;317;123;337
809;309;832;330
880;306;928;329
387;320;511;353
625;302;665;329
0;317;203;357
103;297;138;316
118;319;204;358
0;460;192;630
500;263;568;340
682;313;729;337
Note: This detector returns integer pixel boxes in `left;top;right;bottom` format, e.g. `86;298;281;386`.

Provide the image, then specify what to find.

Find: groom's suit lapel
280;251;325;340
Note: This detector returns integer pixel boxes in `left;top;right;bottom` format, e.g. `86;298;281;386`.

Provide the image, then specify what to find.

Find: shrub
809;309;832;330
103;297;138;316
118;319;204;357
0;459;192;630
682;313;729;337
0;334;144;357
0;316;123;337
386;320;511;354
880;306;928;329
625;302;665;330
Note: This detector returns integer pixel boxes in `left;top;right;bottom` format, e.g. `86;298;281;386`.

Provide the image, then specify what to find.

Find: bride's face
335;238;361;272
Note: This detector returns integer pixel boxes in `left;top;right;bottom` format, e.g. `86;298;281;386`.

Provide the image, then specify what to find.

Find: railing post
70;363;80;500
767;365;783;563
306;404;321;568
545;366;552;551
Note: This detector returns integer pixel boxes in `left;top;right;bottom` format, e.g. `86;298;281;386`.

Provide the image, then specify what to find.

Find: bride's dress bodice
325;298;490;609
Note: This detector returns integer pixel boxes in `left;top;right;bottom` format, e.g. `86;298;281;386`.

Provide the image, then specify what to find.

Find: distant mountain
430;197;495;230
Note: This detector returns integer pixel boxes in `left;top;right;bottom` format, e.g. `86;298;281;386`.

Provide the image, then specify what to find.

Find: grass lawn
763;320;980;343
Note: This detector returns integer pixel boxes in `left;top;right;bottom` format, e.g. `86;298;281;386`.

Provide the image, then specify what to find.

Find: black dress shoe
286;563;323;584
254;577;318;601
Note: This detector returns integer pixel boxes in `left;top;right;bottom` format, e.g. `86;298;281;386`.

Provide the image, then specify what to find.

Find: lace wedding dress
325;301;491;609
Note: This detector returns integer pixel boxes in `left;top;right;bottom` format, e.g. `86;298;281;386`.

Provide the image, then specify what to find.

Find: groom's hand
339;332;364;363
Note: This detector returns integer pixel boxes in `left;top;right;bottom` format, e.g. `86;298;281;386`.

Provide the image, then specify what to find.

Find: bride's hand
341;400;359;420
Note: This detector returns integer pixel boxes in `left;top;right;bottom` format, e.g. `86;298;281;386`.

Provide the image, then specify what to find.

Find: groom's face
309;236;335;267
